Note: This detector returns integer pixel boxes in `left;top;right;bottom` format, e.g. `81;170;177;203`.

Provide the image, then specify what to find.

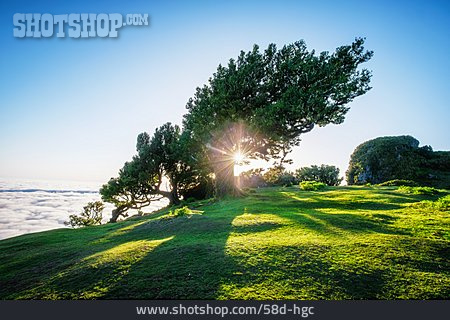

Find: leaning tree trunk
109;205;128;223
159;190;180;206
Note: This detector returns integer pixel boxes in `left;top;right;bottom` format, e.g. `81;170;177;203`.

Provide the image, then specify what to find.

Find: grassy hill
0;186;449;300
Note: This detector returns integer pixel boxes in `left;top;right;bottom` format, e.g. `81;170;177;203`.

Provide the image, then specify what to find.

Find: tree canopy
183;38;373;196
296;164;342;186
100;122;207;222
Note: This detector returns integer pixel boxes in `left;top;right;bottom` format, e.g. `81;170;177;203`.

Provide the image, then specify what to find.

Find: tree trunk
109;205;127;223
159;190;180;206
214;159;243;198
171;184;181;205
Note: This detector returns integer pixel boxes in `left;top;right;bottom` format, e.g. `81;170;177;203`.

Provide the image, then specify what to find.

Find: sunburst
233;151;245;164
206;121;261;181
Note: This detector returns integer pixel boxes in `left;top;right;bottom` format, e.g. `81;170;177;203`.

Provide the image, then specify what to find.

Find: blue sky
0;0;449;183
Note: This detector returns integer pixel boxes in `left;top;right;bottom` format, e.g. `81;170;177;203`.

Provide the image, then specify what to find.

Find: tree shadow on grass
0;215;172;299
293;211;408;236
231;221;284;234
215;245;392;299
1;187;446;299
103;204;246;299
100;188;412;299
247;191;408;236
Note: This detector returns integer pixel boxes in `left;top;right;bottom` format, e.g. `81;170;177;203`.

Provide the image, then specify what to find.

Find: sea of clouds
0;178;166;240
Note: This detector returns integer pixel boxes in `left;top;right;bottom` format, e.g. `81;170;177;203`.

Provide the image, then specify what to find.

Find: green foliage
100;122;212;222
299;181;326;191
183;38;372;195
434;195;450;210
398;186;440;195
411;195;450;212
169;206;193;217
347;135;420;185
99;153;162;222
263;167;297;186
378;179;419;187
278;172;297;187
184;38;372;145
295;164;343;186
141;123;208;202
3;186;449;300
346;135;450;188
64;201;104;228
262;167;284;185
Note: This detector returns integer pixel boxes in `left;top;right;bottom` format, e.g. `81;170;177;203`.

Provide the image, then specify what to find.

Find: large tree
183;38;373;196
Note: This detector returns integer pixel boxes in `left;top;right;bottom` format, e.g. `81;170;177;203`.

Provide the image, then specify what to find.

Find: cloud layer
0;179;166;240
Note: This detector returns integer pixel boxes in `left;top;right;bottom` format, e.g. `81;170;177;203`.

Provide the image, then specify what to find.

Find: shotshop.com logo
13;13;149;38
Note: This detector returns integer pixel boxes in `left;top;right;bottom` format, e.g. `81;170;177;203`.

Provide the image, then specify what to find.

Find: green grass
0;186;449;300
398;186;440;195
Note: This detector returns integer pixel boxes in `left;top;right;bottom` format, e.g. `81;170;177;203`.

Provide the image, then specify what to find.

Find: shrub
299;181;326;191
295;164;342;186
435;195;450;210
346;135;450;188
65;201;104;228
169;206;193;217
398;186;440;195
378;179;419;187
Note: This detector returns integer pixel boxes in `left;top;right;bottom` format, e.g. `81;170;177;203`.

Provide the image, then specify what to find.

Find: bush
65;201;104;228
378;179;419;187
299;181;327;191
295;164;342;186
346;135;450;188
169;206;193;217
398;186;440;195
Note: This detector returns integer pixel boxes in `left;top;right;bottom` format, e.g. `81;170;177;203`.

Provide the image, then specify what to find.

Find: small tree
101;123;211;222
100;156;164;222
65;201;104;228
295;164;342;186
